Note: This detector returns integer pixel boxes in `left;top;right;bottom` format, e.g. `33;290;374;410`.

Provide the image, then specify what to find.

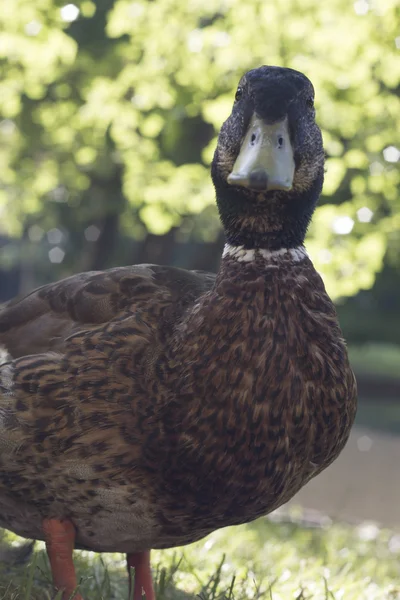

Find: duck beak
227;114;295;192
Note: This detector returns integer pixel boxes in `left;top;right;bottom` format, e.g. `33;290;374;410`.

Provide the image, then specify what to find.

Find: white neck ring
222;244;308;263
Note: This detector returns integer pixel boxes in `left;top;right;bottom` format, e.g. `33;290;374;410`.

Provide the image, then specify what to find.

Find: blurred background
1;0;400;536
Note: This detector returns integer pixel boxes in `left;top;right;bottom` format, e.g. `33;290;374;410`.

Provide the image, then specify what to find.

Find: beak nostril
228;114;294;192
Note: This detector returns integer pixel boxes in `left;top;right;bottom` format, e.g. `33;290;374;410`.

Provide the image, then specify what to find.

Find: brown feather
0;66;357;561
0;252;356;552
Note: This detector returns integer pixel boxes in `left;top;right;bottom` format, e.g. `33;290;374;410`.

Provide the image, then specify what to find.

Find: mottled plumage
0;66;357;599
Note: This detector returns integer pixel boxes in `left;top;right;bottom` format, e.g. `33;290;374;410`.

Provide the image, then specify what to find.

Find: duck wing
0;265;215;358
0;263;215;538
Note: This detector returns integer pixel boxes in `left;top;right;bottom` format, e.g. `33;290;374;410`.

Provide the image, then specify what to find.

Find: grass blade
23;552;37;600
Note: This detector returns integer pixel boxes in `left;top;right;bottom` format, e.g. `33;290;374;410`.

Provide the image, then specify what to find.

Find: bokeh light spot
60;4;80;22
48;247;65;263
357;207;373;223
332;216;354;235
383;146;400;163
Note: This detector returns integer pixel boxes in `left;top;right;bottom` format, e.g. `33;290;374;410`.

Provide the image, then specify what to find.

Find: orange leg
127;551;155;600
42;518;83;600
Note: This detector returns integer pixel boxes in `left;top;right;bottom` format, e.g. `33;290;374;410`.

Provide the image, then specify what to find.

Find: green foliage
1;513;400;599
0;0;399;298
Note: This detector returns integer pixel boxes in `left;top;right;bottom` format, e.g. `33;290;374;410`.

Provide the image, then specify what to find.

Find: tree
0;0;399;299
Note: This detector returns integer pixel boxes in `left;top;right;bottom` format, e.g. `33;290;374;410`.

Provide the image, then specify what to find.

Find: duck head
211;66;324;250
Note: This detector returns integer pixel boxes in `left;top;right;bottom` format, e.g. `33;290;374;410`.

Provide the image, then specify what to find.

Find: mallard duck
0;66;357;600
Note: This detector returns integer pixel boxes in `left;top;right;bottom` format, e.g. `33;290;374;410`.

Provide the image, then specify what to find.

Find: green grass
0;509;399;599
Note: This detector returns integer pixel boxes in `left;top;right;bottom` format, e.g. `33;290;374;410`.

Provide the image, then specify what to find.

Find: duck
0;65;357;600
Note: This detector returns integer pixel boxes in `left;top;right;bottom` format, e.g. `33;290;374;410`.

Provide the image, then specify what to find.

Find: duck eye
306;96;314;109
235;87;243;102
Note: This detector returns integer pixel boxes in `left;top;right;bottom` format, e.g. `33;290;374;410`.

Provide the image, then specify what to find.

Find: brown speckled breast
0;254;356;553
